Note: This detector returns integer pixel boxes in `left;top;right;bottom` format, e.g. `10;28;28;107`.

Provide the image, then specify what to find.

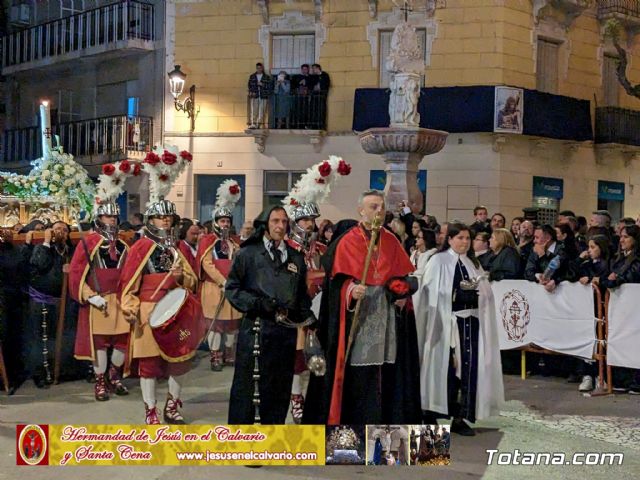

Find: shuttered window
271;34;315;75
603;54;620;106
536;38;559;94
379;28;427;88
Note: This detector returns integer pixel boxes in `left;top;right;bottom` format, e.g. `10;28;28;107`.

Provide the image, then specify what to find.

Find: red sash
139;273;178;303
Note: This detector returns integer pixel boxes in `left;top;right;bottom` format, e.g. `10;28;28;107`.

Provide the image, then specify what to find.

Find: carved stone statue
385;22;424;75
386;22;424;128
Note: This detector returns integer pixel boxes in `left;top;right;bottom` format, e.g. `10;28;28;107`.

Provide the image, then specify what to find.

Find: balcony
3;115;152;166
244;93;328;153
597;1;640;32
2;1;155;75
595;106;640;147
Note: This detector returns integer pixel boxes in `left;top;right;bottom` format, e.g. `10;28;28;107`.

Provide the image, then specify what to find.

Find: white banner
607;284;640;369
490;280;595;359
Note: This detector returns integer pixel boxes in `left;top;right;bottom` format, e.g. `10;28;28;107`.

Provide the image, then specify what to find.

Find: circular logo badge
18;425;47;466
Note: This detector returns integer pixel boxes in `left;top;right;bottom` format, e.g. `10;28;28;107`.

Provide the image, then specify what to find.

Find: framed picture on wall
494;86;523;134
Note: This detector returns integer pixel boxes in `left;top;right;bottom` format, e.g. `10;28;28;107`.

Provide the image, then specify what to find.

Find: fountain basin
358;127;449;214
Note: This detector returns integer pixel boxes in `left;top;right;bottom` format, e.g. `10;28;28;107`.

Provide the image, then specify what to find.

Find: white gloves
88;295;107;310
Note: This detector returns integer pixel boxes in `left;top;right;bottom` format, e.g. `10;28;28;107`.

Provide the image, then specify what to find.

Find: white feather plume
282;155;352;216
94;160;141;213
142;144;193;207
215;179;242;210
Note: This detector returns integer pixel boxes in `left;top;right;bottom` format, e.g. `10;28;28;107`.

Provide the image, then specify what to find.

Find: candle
40;101;52;160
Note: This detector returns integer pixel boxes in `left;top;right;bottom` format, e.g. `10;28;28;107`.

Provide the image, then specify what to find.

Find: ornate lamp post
168;65;199;132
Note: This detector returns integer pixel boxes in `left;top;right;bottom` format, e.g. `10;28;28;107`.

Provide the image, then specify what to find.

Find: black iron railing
3;115;152;163
597;0;640;18
2;0;154;68
595;106;640;146
246;93;328;130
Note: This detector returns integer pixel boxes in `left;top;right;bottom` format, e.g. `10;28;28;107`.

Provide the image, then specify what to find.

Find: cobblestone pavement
0;352;638;479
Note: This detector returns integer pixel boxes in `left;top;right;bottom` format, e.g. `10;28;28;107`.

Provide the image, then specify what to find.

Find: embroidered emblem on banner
500;289;530;342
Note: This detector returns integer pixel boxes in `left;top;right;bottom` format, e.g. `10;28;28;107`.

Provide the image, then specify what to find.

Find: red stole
328;225;414;424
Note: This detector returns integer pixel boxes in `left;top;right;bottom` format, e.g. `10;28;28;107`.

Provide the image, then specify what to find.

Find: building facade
1;0;167;217
5;0;640;224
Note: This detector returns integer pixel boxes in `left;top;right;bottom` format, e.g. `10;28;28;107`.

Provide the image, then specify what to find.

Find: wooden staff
53;262;69;384
345;214;382;361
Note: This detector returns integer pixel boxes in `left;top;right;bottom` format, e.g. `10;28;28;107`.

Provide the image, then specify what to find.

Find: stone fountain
358;7;448;213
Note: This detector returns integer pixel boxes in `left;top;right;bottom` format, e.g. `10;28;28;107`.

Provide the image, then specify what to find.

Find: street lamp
168;64;199;132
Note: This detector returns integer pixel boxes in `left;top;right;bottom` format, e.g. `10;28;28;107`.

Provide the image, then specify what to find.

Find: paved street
1;351;639;479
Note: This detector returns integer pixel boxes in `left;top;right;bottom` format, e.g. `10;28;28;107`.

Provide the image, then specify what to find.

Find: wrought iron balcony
597;1;640;29
3;115;153;164
2;1;155;75
595;106;640;146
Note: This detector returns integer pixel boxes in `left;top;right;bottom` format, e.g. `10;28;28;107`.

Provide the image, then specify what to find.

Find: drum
149;288;206;362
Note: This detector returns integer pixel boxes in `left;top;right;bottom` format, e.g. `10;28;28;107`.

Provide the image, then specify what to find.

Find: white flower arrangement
0;149;96;216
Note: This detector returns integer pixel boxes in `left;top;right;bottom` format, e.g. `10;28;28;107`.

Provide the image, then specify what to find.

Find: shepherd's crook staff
345;214;382;361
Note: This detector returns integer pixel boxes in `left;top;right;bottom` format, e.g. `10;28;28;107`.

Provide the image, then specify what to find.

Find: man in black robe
23;221;79;388
0;228;30;388
225;206;315;424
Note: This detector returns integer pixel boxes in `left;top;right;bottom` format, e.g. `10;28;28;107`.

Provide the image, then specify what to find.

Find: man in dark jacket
247;63;273;128
311;63;330;129
518;220;534;273
225;206;315;424
524;224;575;292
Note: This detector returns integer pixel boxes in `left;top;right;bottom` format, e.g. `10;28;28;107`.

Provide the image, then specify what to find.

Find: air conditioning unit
9;4;31;26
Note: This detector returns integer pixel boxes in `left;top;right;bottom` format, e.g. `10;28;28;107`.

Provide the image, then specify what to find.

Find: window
57;90;81;123
603;54;619;107
127;97;140;118
536;38;559;94
271;34;315;75
379;29;427;88
60;0;85;17
263;170;305;209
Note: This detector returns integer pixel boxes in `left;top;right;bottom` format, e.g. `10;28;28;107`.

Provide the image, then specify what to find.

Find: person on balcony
247;63;273;129
291;64;316;128
272;71;292;129
312;64;330;129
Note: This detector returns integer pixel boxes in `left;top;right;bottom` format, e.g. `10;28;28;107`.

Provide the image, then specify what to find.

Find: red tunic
328;225;414;424
68;232;129;360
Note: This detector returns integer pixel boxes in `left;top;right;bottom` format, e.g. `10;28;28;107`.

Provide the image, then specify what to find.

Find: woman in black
488;228;522;280
594;225;640;393
575;235;611;392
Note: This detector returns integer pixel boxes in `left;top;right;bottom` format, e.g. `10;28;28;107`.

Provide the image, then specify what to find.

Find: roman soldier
119;146;201;425
282;155;351;423
196;179;243;371
70;160;137;401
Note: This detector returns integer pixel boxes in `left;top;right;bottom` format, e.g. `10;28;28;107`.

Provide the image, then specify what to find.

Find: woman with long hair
594;225;640;394
410;228;437;274
488;228;522;281
415;222;503;436
317;219;334;246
